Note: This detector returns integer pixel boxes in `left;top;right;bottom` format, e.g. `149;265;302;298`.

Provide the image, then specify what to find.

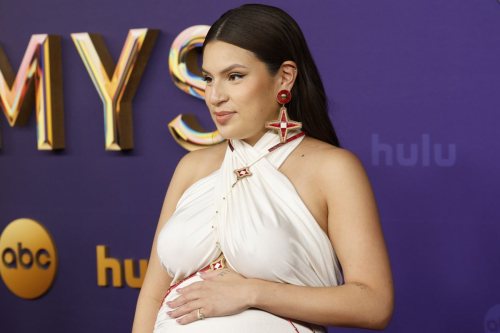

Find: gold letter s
168;25;224;151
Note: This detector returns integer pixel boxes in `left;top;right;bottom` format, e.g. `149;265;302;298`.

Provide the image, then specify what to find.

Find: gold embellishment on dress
209;253;226;271
234;166;252;180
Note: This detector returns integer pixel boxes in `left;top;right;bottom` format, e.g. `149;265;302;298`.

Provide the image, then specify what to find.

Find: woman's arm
132;148;220;332
246;275;391;330
247;148;394;330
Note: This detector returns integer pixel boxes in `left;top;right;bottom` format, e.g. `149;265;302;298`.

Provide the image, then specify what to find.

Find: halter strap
228;130;305;170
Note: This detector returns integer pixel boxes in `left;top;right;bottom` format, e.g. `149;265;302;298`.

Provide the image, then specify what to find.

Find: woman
132;4;394;332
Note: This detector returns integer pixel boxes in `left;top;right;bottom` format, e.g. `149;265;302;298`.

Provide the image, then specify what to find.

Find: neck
241;129;268;147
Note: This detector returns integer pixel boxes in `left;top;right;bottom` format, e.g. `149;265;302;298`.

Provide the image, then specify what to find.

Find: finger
169;298;203;321
177;307;208;325
168;298;203;319
199;269;221;280
176;280;202;294
168;290;200;309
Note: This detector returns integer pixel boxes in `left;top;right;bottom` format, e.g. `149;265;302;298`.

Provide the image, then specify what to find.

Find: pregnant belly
153;275;325;333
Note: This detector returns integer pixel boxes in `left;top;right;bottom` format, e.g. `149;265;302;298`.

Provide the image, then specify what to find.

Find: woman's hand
166;267;253;325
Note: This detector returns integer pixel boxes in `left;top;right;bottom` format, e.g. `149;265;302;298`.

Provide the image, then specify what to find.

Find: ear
277;61;298;91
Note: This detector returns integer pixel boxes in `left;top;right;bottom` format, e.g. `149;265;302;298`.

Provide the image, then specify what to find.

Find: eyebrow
201;63;248;75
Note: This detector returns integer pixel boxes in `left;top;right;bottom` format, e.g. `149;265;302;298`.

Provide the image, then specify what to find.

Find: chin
215;124;249;141
216;128;241;141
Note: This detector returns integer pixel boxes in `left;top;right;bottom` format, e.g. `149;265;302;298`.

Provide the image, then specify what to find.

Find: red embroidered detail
287;318;300;332
265;108;302;143
234;166;252;180
268;131;306;152
286;318;315;332
210;259;225;270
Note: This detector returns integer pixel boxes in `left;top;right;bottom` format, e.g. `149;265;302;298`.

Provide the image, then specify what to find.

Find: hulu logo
96;245;148;288
371;134;456;167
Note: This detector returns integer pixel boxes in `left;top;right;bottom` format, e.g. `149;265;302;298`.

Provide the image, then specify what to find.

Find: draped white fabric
154;130;343;332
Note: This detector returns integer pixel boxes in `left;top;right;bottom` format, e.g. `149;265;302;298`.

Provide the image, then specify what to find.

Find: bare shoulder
296;136;369;196
298;136;363;171
173;142;227;192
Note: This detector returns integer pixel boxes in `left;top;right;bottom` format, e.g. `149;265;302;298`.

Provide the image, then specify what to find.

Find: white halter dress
154;130;343;332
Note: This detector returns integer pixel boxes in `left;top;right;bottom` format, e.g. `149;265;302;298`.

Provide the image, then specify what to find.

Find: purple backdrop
0;0;499;332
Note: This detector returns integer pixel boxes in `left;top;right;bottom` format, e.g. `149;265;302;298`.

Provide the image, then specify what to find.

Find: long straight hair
202;4;341;147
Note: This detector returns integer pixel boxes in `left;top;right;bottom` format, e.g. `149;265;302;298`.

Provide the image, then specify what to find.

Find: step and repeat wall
0;1;499;332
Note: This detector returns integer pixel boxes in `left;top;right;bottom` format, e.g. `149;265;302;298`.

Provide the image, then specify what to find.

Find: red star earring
265;89;302;143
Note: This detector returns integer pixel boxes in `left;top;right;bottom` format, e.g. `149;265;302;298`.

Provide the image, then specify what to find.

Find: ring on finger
197;308;205;320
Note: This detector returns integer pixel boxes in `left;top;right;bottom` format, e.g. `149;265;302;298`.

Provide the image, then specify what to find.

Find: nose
207;81;228;106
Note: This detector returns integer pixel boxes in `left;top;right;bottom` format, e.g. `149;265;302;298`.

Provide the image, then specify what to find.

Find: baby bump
153;275;325;333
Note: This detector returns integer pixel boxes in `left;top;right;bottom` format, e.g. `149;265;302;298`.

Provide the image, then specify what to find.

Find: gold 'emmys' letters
0;26;223;152
168;25;224;151
71;29;159;150
0;35;64;150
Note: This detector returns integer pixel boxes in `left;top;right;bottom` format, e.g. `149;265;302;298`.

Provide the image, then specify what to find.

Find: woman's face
201;41;282;146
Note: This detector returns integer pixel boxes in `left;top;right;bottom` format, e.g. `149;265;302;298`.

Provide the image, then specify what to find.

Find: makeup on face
214;111;236;125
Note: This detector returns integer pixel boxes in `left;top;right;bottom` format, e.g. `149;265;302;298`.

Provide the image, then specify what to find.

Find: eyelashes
229;73;245;81
202;73;246;84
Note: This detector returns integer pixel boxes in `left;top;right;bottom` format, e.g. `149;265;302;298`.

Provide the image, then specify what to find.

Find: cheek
236;83;273;115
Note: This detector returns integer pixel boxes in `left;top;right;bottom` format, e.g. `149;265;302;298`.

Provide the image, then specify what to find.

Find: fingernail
176;288;182;292
167;311;172;317
176;319;182;324
166;301;172;306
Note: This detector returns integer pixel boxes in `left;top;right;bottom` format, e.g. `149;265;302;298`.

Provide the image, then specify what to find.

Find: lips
214;111;236;125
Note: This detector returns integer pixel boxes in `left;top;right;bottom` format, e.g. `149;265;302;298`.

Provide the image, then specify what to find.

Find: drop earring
265;89;302;143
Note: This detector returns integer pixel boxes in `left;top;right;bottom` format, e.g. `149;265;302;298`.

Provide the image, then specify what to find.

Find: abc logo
0;218;58;299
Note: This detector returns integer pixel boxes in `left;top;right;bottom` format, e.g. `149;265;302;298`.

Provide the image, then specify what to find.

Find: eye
202;76;212;83
229;73;245;81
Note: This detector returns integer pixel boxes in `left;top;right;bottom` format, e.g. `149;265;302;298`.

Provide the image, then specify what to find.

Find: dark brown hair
202;4;341;147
